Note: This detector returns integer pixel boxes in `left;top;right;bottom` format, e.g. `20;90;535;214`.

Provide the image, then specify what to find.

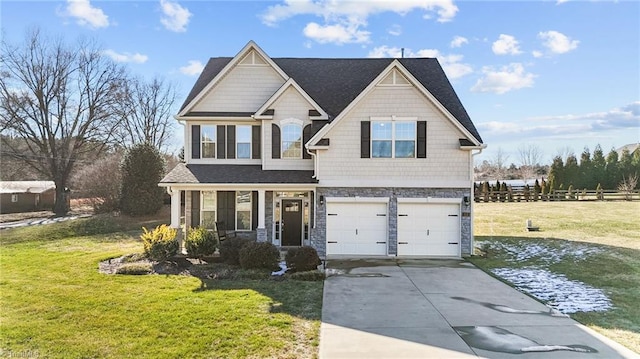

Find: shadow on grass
470;235;640;344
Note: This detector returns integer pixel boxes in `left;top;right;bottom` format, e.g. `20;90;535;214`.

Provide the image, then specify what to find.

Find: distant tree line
548;145;640;190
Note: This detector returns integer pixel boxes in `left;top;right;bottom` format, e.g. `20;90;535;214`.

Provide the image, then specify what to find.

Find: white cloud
160;0;192;32
261;0;458;45
180;60;204;76
64;0;109;29
492;34;522;55
388;24;402;36
103;50;148;64
478;102;640;139
368;46;473;80
472;63;536;94
303;22;370;44
532;50;543;58
538;30;579;54
450;36;468;48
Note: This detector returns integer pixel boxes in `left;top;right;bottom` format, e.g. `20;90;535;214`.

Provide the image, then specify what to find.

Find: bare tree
518;144;543;184
618;173;638;201
0;29;127;215
114;76;177;151
490;147;510;180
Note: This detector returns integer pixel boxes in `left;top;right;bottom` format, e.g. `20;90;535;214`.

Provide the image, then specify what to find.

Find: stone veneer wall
310;187;472;258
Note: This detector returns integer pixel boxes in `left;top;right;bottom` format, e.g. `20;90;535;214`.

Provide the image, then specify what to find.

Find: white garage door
397;202;460;257
326;201;388;256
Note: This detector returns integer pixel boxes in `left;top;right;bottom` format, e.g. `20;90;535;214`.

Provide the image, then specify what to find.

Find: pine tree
605;148;619;189
120;143;166;216
592;145;606;189
578;147;593;190
548;156;564;189
564;154;579;189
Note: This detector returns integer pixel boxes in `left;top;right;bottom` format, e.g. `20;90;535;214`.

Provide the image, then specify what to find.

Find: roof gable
254;78;329;120
178;41;288;116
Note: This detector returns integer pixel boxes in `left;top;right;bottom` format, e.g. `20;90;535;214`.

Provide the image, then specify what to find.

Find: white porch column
257;189;267;242
170;188;181;229
258;189;266;228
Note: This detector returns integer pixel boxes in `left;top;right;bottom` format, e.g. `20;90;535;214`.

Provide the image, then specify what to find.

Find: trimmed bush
238;241;280;270
185;226;217;259
116;263;152;275
285;246;322;273
140;224;178;261
219;238;251;265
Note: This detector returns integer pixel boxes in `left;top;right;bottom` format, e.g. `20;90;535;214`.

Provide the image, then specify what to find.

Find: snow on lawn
480;240;603;265
492;267;612;314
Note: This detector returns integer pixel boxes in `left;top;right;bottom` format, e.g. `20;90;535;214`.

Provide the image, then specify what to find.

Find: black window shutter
226;125;236;159
360;121;370;158
302;124;312;159
252;191;258;230
191;191;200;227
191;125;201;159
217;191;235;230
252;125;261;159
217;125;226;159
271;124;281;159
417;121;427;158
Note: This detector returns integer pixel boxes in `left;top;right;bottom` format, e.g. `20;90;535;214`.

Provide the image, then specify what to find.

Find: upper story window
362;117;425;159
236;125;251;159
282;123;302;159
201;125;216;158
371;121;416;158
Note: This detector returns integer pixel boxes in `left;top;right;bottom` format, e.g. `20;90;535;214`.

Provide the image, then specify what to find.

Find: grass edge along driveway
0;215;323;359
469;201;640;354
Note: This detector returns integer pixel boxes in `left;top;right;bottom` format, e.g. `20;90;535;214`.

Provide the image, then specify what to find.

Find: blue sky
2;0;639;164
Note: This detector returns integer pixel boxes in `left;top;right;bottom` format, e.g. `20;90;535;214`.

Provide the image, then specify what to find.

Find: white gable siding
192;65;285;113
317;86;471;187
263;87;313;171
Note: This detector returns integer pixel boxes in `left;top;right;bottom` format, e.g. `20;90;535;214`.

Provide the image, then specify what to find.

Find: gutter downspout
470;144;487;256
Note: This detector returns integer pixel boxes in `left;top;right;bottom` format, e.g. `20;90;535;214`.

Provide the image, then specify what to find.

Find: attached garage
397;200;461;257
326;199;388;256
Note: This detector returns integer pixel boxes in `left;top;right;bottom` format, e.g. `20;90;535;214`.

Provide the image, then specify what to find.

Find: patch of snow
478;240;602;265
325;268;347;277
271;261;288;276
492;267;612;314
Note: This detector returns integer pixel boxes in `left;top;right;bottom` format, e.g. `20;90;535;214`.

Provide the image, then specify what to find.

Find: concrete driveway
320;259;637;359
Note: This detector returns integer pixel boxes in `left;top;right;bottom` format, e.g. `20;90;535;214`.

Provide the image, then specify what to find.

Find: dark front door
282;199;302;246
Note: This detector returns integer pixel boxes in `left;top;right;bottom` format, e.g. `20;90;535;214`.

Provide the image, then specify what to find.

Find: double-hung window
201;191;216;229
282;124;302;158
371;120;416;158
201;125;216;158
236;126;251;159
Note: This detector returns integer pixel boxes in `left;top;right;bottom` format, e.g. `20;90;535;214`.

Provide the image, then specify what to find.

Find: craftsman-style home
160;41;485;258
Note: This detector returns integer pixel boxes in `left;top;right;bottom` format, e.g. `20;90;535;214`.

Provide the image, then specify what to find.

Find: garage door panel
326;202;388;256
397;203;460;257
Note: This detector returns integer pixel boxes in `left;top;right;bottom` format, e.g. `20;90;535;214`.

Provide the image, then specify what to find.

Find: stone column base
256;228;267;242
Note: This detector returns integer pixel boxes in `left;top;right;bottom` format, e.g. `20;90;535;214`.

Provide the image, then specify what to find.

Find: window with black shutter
272;124;281;159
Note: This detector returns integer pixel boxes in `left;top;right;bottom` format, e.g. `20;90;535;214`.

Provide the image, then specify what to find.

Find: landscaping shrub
115;262;152;275
238;241;280;270
140;224;178;261
285;246;322;273
219;237;251;265
185;226;217;259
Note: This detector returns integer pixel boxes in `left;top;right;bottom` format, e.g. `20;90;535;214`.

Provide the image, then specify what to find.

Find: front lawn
469;201;640;353
0;214;323;358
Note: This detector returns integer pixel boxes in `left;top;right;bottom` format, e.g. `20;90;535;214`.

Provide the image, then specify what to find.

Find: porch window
201;191;216;229
236;125;251;159
201;125;216;158
236;191;251;230
282;124;302;158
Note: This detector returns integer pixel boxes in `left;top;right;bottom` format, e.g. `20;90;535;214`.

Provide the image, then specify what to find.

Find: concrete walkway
320;259;638;359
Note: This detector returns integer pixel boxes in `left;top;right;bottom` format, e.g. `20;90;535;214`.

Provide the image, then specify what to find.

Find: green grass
470;201;640;353
0;214;323;358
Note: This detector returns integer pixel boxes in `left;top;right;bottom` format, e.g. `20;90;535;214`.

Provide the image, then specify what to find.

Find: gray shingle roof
179;56;482;143
160;163;317;184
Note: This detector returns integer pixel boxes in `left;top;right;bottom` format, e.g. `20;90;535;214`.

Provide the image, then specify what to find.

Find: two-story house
159;41;485;258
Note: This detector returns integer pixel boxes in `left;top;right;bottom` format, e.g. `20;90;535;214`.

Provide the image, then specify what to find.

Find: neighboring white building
160;41;485;258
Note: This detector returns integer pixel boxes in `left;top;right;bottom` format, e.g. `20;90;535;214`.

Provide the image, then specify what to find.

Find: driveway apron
319;259;638;359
